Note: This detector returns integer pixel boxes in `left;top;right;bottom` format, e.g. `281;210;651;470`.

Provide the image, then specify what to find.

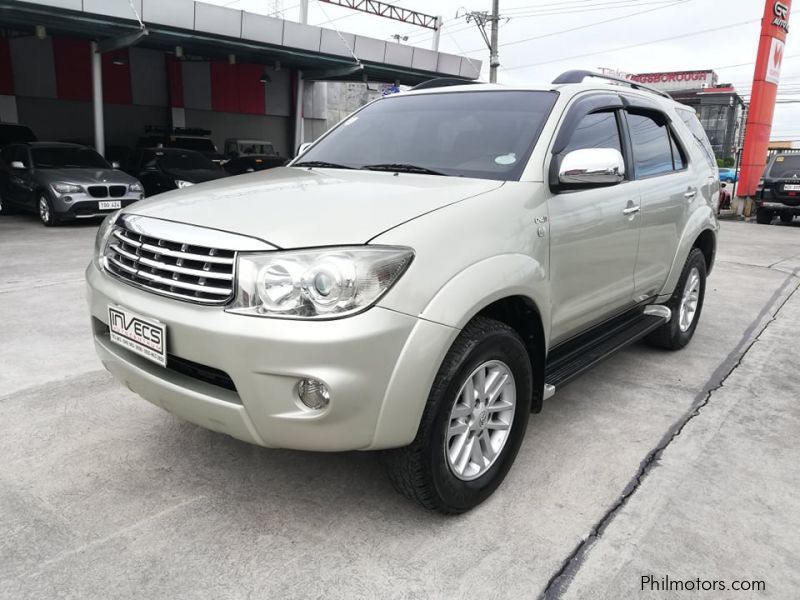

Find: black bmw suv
756;152;800;224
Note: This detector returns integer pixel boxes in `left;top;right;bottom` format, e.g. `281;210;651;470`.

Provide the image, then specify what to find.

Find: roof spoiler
553;70;672;99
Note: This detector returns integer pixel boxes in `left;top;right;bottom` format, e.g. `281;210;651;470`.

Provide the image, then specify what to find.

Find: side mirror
10;160;26;170
111;161;121;169
297;142;312;156
558;148;625;188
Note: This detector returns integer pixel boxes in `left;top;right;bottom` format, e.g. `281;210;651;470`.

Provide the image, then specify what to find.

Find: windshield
296;90;558;181
171;137;217;153
32;147;109;169
155;151;216;171
768;155;800;178
239;143;274;155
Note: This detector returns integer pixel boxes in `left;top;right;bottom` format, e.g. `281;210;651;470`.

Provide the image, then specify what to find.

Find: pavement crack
539;270;800;600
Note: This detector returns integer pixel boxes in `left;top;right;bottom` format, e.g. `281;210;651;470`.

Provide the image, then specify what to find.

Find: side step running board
544;306;671;397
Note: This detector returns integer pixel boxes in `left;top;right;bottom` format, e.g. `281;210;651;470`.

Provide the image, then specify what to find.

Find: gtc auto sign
774;1;790;32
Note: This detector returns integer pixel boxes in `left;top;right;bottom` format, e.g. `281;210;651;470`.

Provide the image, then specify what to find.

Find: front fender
657;205;719;301
369;254;550;449
420;253;551;348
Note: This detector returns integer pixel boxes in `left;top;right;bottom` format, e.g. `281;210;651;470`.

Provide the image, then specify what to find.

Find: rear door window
677;110;716;169
767;154;800;178
627;111;677;178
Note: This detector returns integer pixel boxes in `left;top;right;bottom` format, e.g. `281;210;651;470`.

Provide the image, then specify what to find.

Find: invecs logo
109;307;163;351
773;1;790;32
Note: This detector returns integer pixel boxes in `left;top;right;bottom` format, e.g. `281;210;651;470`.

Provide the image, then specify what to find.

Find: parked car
87;72;719;513
755;152;800;224
124;148;228;197
0;122;37;147
718;167;738;183
137;127;225;165
223;138;278;159
223;154;288;175
0;142;143;225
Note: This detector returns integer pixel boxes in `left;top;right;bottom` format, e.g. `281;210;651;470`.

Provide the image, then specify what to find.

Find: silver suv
86;71;719;513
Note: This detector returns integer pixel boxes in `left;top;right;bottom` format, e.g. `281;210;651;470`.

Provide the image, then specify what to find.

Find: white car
86;71;719;513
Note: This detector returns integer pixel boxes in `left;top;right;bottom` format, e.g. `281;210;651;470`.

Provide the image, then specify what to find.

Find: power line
459;0;692;54
504;18;759;71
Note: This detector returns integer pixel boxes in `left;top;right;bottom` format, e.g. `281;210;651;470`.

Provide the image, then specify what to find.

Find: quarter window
563;111;622;155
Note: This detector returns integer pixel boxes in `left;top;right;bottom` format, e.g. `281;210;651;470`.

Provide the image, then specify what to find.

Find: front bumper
86;262;457;451
54;193;142;220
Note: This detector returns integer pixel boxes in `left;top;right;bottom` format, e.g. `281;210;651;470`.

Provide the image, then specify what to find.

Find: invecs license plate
108;305;167;366
99;200;122;210
783;184;800;191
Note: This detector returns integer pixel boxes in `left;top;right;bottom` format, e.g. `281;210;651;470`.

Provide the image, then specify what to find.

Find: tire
756;208;773;225
38;195;58;227
382;316;533;514
780;213;794;224
645;248;707;351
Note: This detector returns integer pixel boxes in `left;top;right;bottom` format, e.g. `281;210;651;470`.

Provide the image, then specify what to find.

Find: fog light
297;378;330;410
63;196;72;202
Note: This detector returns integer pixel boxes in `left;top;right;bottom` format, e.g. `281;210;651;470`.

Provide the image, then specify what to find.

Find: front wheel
38;195;58;227
646;248;707;351
756;208;773;225
383;317;533;514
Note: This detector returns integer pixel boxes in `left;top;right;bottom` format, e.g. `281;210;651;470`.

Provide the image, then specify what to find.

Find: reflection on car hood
123;167;504;248
35;168;138;185
163;168;229;184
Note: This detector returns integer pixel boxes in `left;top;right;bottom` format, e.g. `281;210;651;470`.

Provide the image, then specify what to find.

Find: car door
547;95;642;345
2;145;36;210
623;106;696;300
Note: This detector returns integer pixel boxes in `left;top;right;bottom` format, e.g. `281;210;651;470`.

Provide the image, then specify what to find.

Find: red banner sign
738;0;792;197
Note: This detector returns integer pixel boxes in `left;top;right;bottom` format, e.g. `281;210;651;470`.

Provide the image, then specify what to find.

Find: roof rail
552;70;672;99
411;77;479;91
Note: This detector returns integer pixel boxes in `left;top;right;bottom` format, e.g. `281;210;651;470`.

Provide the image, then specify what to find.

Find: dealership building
0;0;480;158
628;70;746;161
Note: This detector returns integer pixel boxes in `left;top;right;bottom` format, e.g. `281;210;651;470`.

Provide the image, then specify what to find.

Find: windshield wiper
361;163;448;176
293;160;353;169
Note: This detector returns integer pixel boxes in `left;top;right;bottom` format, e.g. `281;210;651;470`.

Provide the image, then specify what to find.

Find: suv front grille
104;222;236;304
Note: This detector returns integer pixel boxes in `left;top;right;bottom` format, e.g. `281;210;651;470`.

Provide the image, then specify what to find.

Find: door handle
684;189;697;200
622;205;641;216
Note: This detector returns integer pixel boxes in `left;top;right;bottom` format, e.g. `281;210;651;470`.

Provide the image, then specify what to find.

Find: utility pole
463;2;503;83
489;0;499;83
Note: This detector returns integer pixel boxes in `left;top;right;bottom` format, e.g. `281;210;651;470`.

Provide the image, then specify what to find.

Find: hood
35;168;138;185
124;167;503;248
164;168;229;184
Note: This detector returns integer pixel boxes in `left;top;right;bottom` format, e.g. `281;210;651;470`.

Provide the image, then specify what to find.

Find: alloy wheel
679;267;701;332
38;197;50;224
444;360;516;481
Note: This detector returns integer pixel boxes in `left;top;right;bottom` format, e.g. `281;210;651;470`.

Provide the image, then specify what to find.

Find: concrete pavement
1;215;798;599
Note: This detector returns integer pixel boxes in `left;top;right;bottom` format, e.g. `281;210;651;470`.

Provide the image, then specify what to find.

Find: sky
205;0;800;140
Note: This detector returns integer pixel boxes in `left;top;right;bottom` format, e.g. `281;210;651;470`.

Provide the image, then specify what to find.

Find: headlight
53;183;82;194
129;182;143;193
175;180;194;189
228;246;414;319
94;210;120;270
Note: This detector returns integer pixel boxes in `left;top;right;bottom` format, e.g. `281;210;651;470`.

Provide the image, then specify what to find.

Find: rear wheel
780;213;794;224
383;317;533;514
756;208;773;225
645;248;707;351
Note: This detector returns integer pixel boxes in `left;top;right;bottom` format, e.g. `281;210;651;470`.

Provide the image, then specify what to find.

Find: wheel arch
472;295;547;413
657;208;719;301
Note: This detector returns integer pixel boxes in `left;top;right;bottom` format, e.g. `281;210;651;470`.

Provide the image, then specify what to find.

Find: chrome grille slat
136;256;234;280
104;222;237;305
